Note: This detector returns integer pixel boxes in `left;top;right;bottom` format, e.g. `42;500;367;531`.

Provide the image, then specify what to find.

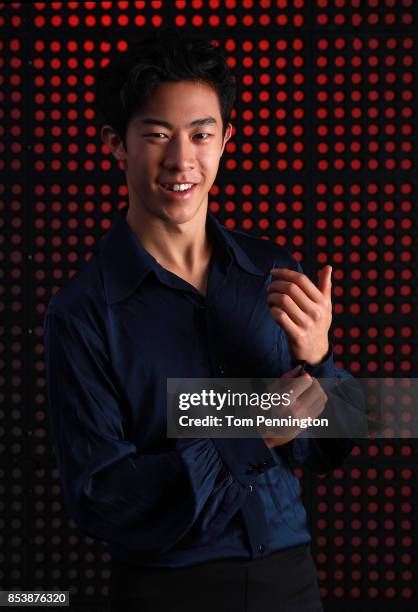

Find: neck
126;203;212;276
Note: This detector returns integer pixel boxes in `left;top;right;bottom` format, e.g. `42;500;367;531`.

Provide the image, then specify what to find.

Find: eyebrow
137;116;218;129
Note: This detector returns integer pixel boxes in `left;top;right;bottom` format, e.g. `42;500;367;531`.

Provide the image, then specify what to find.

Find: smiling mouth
157;183;198;198
158;183;196;192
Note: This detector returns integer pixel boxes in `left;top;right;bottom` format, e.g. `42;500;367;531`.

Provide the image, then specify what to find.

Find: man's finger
267;280;322;321
286;373;313;401
267;293;311;327
317;265;332;299
270;373;313;408
270;268;324;304
281;365;303;378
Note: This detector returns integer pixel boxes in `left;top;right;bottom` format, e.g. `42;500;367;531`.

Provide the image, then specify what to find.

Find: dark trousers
109;542;324;612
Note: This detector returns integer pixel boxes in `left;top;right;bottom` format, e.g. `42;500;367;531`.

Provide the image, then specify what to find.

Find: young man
43;28;358;612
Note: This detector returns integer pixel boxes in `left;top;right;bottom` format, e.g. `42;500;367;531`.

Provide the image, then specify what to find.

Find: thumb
317;264;332;296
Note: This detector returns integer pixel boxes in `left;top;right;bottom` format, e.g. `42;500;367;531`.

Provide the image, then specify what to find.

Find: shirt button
248;484;254;493
259;544;266;553
218;364;225;375
260;461;268;468
245;466;255;475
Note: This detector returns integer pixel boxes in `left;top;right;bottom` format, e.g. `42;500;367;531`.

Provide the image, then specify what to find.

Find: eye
144;133;167;139
194;133;212;140
145;132;213;140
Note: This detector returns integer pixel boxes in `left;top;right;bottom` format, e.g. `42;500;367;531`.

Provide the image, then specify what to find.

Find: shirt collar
99;204;263;305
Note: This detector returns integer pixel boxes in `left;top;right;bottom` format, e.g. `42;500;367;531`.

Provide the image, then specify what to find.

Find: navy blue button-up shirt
43;204;355;568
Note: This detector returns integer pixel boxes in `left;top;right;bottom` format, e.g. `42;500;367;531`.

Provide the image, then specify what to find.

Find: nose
162;134;196;171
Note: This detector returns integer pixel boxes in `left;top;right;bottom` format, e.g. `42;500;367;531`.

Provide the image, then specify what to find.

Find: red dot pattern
0;0;416;607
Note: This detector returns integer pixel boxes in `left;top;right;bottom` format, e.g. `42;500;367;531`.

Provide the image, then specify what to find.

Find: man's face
103;80;232;225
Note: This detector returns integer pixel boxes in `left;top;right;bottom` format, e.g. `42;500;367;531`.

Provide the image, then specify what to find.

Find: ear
100;125;127;161
220;122;233;156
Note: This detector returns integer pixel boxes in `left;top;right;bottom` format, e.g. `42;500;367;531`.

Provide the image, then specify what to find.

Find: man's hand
262;365;328;449
267;265;333;366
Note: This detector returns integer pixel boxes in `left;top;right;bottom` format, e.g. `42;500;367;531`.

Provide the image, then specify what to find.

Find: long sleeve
43;309;277;555
273;257;365;474
276;357;362;474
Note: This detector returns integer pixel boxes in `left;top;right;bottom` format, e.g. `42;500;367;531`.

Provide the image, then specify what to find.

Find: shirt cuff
274;436;312;466
210;436;278;484
291;342;336;379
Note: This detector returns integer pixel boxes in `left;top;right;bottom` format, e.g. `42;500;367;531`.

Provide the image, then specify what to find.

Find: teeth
162;183;194;192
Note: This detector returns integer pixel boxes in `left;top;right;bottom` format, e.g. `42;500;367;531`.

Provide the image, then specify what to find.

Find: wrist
306;343;330;367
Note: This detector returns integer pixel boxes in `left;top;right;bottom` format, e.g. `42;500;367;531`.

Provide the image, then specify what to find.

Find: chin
161;207;199;225
155;199;206;225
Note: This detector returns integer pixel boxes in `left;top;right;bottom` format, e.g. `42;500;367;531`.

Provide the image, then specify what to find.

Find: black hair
94;27;236;150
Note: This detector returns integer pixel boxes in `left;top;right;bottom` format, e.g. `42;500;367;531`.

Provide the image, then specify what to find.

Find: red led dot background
1;2;417;611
